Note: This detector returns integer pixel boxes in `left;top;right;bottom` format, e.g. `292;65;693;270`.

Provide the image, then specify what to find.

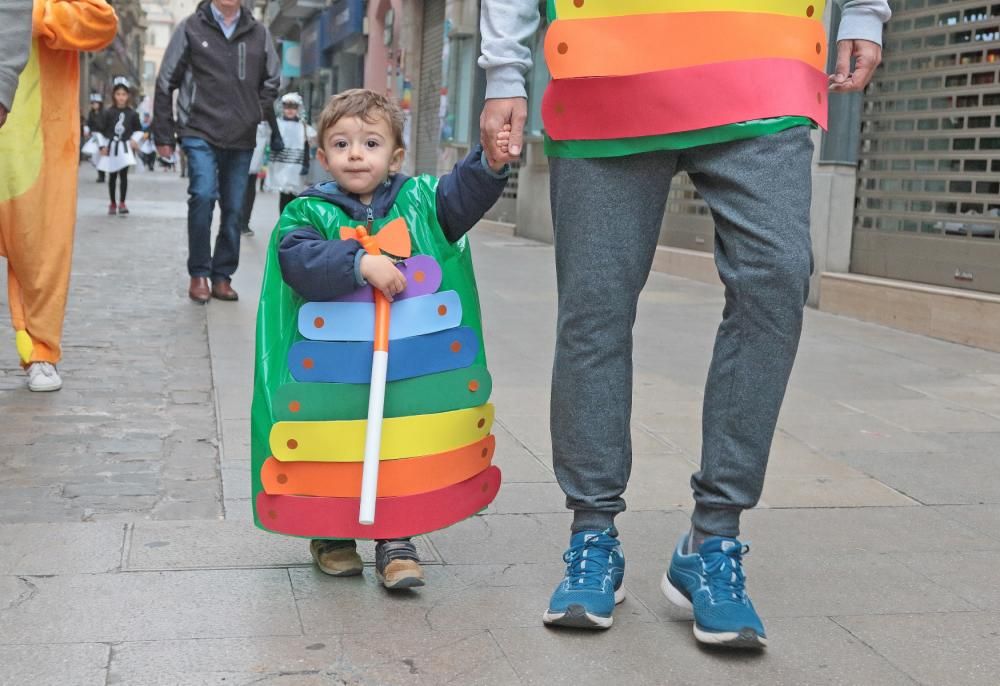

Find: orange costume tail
0;0;117;365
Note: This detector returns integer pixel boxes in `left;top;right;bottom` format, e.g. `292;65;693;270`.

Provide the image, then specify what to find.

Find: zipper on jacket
238;42;246;80
365;205;374;230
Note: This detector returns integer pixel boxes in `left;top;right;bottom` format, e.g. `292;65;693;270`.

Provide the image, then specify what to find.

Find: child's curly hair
316;89;406;150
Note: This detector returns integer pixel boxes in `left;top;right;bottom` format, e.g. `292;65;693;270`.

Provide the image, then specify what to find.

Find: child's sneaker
543;528;625;629
661;534;767;649
374;539;425;589
26;362;62;392
117;203;129;216
107;202;117;215
309;539;363;576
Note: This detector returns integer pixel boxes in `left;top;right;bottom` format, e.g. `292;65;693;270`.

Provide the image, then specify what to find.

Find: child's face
282;104;299;120
317;114;404;203
113;89;129;108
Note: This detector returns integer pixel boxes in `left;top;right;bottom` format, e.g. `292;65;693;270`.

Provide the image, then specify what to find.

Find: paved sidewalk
2;169;1000;684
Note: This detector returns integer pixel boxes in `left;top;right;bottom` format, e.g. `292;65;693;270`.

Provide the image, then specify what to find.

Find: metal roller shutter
854;0;1000;294
415;0;446;175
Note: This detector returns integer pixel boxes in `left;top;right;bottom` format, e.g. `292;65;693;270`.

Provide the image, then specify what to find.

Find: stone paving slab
739;506;1000;555
491;617;917;686
0;522;125;575
934;504;1000;543
126;520;441;570
892;550;1000;611
0;569;301;643
289;563;656;636
624;551;974;623
108;630;521;686
0;643;109;686
833;612;1000;686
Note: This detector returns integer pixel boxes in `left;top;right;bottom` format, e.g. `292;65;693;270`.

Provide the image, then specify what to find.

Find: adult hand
829;39;882;93
0;104;7;129
99;147;108;155
480;97;526;166
157;144;175;159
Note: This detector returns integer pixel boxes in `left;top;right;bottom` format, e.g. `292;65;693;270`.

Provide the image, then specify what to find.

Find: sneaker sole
376;570;425;590
542;587;626;629
660;573;767;649
27;382;62;392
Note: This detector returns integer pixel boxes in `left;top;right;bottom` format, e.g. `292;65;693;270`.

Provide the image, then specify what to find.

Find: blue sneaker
661;534;767;648
543;529;625;629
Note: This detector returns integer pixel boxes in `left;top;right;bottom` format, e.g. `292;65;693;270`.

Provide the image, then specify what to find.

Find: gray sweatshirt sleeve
478;0;540;99
835;0;892;46
0;0;32;112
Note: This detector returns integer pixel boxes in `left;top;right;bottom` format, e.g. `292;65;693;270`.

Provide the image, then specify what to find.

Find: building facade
81;0;148;107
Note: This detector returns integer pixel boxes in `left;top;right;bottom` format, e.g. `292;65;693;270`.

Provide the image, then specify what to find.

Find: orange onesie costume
0;0;117;367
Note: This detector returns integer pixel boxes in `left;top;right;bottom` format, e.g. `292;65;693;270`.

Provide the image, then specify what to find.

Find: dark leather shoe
211;280;239;301
188;277;211;303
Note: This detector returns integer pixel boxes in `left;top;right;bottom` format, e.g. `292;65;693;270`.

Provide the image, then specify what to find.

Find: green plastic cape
250;176;487;534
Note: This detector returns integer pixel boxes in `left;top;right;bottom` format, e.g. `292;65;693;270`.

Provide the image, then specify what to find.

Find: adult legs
681;126;815;538
549;152;678;533
180;137;219;279
239;173;257;233
211;146;253;282
279;192;295;213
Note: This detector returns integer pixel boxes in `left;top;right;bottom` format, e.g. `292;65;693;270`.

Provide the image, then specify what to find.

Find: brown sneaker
211;279;239;301
375;539;425;590
310;539;363;577
188;276;210;303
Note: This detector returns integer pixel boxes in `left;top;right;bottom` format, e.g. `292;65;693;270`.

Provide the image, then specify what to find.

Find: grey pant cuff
571;510;617;534
691;504;742;539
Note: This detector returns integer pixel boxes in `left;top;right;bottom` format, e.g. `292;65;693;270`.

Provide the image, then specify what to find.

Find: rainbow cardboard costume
252;159;505;540
0;0;117;366
540;0;831;158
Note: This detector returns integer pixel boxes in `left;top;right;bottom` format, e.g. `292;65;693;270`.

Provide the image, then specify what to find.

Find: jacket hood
298;173;412;223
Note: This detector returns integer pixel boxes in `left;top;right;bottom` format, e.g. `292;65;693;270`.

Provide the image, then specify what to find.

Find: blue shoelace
562;534;618;590
702;542;751;603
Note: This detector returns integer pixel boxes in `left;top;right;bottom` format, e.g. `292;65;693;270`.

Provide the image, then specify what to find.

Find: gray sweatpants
549;126;814;538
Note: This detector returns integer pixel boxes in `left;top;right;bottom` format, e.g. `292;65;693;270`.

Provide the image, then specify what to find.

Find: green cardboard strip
274;365;493;421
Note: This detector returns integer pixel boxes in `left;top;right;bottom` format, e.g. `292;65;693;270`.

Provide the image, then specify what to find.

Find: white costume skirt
97;146;136;173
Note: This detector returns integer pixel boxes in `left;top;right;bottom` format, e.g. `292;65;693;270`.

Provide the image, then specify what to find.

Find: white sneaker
27;362;62;392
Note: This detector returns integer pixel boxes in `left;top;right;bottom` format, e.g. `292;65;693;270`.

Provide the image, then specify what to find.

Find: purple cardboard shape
336;255;442;303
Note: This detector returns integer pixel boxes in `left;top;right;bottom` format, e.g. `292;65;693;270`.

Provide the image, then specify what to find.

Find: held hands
480;97;527;168
484;124;513;172
156;144;175;159
829;39;882;93
361;254;407;302
100;147;108;155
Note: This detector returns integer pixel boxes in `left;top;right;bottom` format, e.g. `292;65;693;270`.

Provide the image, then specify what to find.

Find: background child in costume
267;92;316;213
97;77;142;216
255;89;510;590
0;0;117;392
82;92;105;181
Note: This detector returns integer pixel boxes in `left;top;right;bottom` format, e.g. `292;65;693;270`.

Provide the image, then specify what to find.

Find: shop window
442;34;475;145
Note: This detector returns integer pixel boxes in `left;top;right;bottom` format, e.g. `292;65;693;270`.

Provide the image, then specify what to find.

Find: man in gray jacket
0;0;31;129
153;0;280;303
479;0;891;648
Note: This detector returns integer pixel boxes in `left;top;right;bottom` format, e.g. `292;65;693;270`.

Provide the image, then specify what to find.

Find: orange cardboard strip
261;435;496;497
256;466;502;540
552;0;826;22
544;12;826;79
542;58;828;141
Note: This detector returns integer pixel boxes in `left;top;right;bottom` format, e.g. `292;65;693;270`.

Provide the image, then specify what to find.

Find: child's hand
486;124;513;171
360;254;407;302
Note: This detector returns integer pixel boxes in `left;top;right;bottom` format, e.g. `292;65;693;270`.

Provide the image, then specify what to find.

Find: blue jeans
180;137;253;281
